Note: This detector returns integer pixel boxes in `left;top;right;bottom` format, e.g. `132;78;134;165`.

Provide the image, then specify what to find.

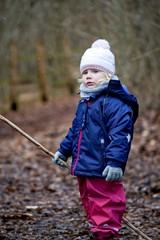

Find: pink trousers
77;177;126;239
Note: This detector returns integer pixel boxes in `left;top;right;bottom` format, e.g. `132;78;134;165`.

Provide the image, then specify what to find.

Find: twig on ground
122;217;152;240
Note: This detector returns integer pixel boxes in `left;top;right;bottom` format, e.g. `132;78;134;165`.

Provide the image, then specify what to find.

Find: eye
82;70;88;75
92;69;99;73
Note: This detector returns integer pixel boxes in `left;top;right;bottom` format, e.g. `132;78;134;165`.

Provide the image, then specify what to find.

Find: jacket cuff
58;148;71;160
106;159;125;170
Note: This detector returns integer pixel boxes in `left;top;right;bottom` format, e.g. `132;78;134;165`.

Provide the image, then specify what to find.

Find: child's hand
102;166;123;182
52;151;68;168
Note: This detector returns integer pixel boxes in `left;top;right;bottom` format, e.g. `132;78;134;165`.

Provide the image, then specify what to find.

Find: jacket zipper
72;130;83;175
72;100;91;175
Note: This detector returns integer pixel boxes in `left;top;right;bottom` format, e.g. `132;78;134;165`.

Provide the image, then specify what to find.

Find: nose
86;70;92;79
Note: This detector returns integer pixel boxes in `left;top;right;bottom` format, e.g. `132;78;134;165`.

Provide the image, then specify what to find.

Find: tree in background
9;41;18;110
36;39;48;102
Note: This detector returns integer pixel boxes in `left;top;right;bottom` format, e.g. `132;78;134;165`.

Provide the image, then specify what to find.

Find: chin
87;87;96;89
86;85;96;89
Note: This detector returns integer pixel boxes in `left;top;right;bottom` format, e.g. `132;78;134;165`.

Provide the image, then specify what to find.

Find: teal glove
102;166;123;182
52;151;68;168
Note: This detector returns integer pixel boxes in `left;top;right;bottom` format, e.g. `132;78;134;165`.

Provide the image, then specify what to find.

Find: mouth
86;82;95;87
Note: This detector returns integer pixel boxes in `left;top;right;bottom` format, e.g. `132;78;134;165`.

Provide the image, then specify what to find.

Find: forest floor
0;95;160;240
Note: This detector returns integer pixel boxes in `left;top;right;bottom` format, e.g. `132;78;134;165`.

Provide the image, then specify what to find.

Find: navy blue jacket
59;80;139;177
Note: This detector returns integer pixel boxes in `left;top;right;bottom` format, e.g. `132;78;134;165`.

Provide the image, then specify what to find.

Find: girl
52;39;138;240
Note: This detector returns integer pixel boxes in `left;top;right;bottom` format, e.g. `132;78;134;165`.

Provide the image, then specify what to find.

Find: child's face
82;69;107;88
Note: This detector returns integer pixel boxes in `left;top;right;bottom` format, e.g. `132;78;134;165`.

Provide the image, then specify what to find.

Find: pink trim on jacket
72;130;83;175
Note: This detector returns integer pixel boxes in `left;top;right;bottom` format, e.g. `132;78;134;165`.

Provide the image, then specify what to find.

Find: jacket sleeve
58;117;76;158
104;96;134;170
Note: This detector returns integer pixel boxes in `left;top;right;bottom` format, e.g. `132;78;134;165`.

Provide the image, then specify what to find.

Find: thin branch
0;114;70;169
122;217;152;240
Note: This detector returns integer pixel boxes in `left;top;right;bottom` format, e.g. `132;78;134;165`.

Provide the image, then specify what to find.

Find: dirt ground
0;96;159;240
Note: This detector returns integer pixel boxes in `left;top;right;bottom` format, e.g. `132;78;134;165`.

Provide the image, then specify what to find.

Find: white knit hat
80;39;115;76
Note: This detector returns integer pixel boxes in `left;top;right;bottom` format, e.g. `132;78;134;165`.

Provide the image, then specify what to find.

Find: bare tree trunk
9;41;18;111
36;39;48;102
63;34;75;95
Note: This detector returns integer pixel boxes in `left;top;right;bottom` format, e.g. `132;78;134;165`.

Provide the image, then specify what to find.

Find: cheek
96;73;106;81
94;75;102;83
81;77;87;85
98;73;106;79
95;80;101;86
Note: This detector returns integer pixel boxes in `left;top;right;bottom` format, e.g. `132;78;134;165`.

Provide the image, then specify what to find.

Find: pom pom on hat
80;39;115;76
91;39;110;50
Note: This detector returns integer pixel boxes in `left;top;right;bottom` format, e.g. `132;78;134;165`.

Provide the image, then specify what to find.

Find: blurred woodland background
0;1;160;239
0;0;160;113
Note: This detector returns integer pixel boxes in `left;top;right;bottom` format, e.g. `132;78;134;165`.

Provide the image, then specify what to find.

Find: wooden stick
122;217;152;240
0;114;152;240
0;115;70;169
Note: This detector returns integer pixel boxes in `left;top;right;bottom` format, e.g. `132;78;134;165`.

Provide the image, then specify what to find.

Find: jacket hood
106;80;139;123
